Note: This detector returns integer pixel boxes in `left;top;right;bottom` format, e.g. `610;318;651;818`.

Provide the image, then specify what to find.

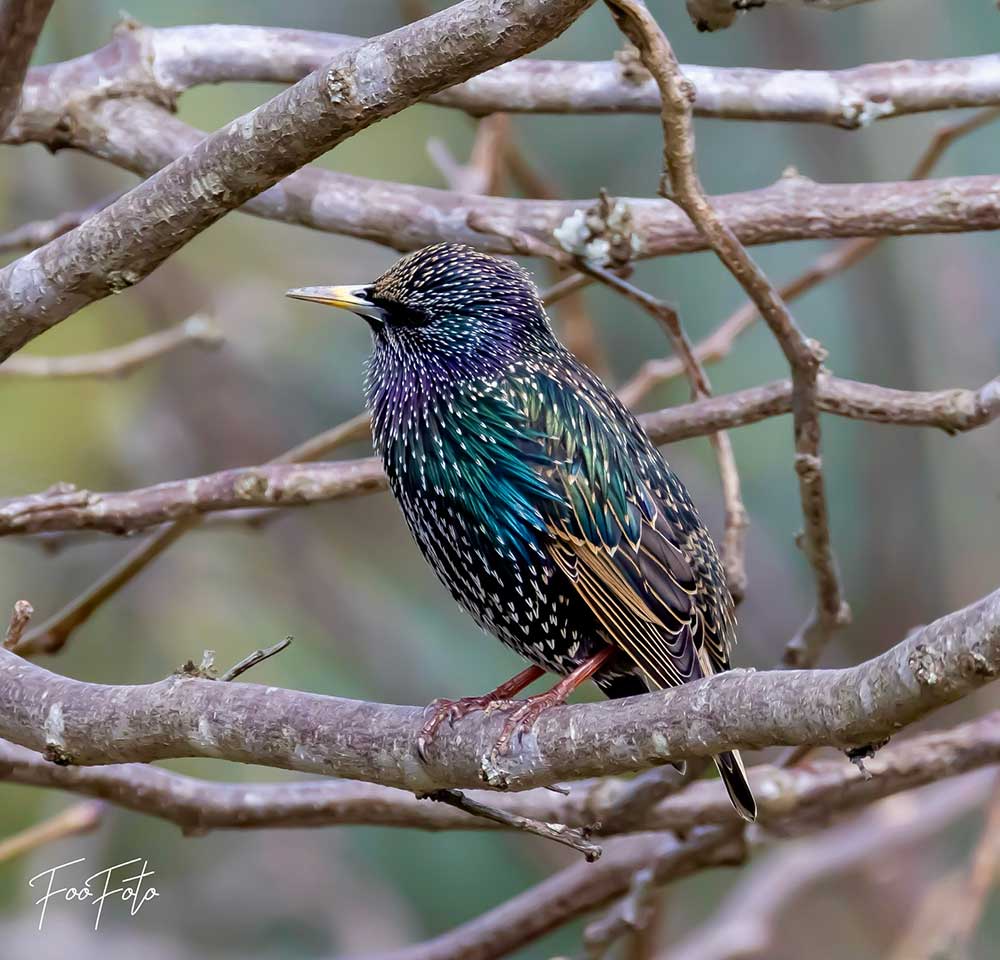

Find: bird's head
286;243;558;379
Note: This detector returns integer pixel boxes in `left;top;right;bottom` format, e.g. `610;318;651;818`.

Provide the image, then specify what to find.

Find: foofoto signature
28;857;160;931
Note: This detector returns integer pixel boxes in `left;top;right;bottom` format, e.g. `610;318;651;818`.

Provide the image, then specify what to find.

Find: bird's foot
416;665;547;763
490;688;567;760
417;694;515;762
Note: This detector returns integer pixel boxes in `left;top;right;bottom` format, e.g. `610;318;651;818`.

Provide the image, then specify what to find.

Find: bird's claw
416;694;514;763
489;692;564;761
417;689;564;766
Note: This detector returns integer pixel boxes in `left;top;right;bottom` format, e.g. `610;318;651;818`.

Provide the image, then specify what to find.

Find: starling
287;243;757;822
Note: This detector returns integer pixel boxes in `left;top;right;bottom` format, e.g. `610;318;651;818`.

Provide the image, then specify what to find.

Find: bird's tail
714;749;757;822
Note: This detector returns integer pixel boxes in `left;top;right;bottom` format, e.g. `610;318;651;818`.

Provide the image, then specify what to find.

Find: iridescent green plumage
289;243;756;822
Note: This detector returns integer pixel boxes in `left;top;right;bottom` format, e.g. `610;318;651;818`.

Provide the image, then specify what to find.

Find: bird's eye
371;297;430;329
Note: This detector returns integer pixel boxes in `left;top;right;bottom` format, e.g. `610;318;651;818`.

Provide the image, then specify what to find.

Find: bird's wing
509;368;734;688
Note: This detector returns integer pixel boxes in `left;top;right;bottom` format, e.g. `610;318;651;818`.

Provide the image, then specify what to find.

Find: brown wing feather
545;475;708;689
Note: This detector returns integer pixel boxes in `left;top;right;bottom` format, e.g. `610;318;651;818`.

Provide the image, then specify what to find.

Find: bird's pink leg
416;664;545;761
491;647;617;757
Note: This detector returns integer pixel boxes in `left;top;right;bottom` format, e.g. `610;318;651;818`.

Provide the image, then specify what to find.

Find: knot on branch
805;337;828;365
325;65;357;108
613;42;650;85
106;268;144;294
838;94;897;130
793;452;823;483
908;643;944;688
175;650;218;679
959;650;999;682
106;16;179;112
553;189;641;268
234;471;268;500
43;743;74;766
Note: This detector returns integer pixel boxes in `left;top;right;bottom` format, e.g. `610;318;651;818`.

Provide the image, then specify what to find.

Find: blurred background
1;1;998;957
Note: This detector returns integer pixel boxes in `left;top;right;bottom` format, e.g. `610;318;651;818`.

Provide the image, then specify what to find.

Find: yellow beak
285;284;385;322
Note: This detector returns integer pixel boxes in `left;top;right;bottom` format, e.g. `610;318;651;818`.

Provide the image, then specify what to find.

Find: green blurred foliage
1;1;998;957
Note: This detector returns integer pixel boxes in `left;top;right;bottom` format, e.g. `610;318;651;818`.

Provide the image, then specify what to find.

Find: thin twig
502;133;611;374
427;113;510;195
583;863;658;958
597;759;710;835
422;789;603;861
0;190;126;255
2;374;996;541
888;769;1000;960
667;773;993;960
540;272;594;306
618;107;1000;408
0;801;103;863
0;315;223;379
606;0;850;670
10;411;373;655
3;599;33;648
938;769;1000;953
219;637;293;682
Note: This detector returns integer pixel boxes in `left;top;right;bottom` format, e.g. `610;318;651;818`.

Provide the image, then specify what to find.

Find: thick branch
14;24;1000;127
0;0;593;360
0;588;997;791
7;97;1000;264
3;713;995;834
0;0;53;135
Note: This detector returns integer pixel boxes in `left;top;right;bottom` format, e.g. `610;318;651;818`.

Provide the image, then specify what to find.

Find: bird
287;243;757;822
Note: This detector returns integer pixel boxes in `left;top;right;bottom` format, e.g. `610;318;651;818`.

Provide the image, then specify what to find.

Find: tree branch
663;771;993;960
2;373;996;538
420;788;603;860
0;588;997;790
618;106;1000;408
0;315;222;379
0;460;385;537
6;411;375;655
0;0;54;135
0;711;994;835
14;23;1000;127
0;799;102;863
607;0;852;665
7;96;1000;267
0;191;125;255
0;0;594;361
